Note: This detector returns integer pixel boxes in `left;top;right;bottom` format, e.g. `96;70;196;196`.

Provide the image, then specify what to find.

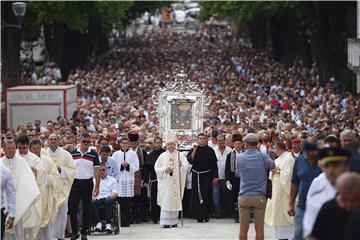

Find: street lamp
1;2;27;29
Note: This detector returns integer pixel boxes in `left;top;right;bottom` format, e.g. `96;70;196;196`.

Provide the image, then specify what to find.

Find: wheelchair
89;199;121;235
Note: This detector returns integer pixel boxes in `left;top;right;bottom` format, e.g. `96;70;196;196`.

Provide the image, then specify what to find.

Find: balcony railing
348;38;360;73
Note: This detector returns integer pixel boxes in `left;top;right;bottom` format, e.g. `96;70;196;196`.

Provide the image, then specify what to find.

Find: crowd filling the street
1;25;360;240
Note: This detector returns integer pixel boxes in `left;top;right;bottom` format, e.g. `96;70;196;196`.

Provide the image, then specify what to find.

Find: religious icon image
170;102;192;129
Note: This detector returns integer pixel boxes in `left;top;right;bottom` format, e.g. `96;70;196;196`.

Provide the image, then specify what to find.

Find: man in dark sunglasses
69;132;100;240
91;163;118;233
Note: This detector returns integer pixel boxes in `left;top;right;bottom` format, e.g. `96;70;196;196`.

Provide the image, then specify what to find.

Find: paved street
88;218;274;239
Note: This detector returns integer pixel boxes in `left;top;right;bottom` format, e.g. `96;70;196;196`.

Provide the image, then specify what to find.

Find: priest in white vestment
1;139;40;240
154;130;189;228
16;135;45;239
44;133;76;239
30;139;61;240
112;137;140;227
265;141;295;239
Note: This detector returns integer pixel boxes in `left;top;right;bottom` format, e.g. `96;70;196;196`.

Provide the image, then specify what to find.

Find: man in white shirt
303;148;350;239
92;163;118;233
1;164;16;239
213;135;232;218
208;130;219;149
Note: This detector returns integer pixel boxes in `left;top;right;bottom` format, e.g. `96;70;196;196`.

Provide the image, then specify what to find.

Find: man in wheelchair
92;163;118;233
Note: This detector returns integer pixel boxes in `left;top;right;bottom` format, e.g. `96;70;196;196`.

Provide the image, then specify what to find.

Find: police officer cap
319;148;349;165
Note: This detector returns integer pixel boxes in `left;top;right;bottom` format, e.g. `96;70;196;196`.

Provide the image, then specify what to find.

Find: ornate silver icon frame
154;71;211;150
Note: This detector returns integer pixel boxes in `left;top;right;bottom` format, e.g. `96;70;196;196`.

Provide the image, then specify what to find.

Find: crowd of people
1;25;360;240
22;61;62;86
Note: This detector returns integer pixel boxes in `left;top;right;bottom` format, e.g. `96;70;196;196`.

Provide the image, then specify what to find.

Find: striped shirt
71;148;100;179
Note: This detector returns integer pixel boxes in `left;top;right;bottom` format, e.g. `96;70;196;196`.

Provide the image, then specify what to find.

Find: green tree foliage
2;1;166;88
28;1;133;34
201;1;356;91
201;1;292;23
18;1;135;79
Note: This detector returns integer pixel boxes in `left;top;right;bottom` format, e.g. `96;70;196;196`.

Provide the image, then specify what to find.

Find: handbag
260;152;272;199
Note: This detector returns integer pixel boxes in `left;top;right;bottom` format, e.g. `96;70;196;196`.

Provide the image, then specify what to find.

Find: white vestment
265;151;295;239
155;151;189;225
36;153;61;240
112;149;139;197
50;199;68;239
1;155;40;240
44;147;76;239
159;210;178;226
17;151;45;238
303;173;337;238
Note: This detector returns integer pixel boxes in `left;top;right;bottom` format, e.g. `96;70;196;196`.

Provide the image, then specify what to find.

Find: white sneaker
105;223;112;233
94;222;102;232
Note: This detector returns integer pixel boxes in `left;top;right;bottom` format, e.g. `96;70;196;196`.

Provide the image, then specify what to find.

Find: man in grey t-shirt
236;133;275;240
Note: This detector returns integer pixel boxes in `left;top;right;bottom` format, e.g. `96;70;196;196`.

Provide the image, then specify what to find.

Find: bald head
48;133;61;151
336;172;360;213
336;172;360;192
49;133;60;140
